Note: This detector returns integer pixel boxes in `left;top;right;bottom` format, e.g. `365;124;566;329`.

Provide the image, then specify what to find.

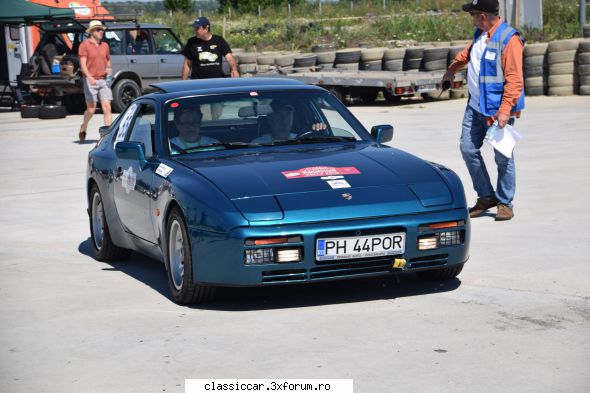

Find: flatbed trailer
254;68;465;104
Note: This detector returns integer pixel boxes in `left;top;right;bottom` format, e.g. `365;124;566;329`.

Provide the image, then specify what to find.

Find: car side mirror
99;125;111;137
371;124;394;144
115;141;148;169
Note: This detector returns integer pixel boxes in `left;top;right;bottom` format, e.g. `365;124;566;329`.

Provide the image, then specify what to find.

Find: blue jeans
460;105;516;208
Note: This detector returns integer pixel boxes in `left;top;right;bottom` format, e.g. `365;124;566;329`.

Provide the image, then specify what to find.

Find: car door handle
130;59;137;63
160;58;167;63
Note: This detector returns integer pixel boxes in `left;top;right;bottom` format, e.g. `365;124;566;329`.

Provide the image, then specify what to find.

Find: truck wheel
89;184;131;261
416;263;464;281
63;94;87;114
38;105;67;119
20;105;40;118
112;79;141;113
165;207;216;304
358;88;379;104
383;90;402;103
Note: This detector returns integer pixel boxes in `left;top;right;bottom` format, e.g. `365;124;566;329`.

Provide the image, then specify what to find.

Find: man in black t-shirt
181;17;239;80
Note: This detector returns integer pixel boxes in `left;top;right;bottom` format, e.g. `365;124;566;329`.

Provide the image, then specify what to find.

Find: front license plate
316;232;405;261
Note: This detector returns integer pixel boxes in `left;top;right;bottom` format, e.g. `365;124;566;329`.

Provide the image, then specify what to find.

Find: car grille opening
408;254;448;269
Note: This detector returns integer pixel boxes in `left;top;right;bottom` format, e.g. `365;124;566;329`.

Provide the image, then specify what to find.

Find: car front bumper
189;208;470;286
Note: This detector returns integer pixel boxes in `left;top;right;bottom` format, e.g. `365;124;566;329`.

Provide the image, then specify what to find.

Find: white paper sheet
485;124;522;158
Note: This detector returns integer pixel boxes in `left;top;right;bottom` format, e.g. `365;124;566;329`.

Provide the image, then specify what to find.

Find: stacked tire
448;45;468;99
334;49;361;70
275;53;297;70
360;47;385;71
547;39;580;96
382;48;405;71
421;47;449;71
293;54;317;71
404;46;427;71
524;43;548;96
584;25;590;39
578;40;590;95
256;54;275;73
312;44;336;70
237;53;257;75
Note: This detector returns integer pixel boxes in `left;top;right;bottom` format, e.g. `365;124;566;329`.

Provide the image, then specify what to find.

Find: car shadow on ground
73;139;99;145
79;238;462;311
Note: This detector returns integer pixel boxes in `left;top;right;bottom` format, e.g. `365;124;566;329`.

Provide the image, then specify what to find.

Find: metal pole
288;3;291;18
319;0;322;15
258;5;261;17
351;1;353;13
581;0;587;35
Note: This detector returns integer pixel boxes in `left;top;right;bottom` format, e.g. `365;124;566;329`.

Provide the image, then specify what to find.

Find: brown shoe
469;196;499;218
495;204;514;221
79;126;86;142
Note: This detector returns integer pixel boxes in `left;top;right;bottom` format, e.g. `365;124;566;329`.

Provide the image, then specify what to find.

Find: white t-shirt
468;33;488;113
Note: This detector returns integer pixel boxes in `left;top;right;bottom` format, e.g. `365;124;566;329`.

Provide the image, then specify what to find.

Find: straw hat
86;20;107;33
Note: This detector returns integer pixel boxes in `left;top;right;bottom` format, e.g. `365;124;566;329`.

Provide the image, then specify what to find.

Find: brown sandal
79;126;87;142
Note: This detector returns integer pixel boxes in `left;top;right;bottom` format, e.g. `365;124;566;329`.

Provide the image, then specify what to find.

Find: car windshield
166;90;370;155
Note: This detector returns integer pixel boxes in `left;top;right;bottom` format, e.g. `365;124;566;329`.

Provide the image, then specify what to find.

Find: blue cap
191;17;210;28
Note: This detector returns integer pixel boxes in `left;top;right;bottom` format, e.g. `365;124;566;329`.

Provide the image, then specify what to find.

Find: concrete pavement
0;96;589;393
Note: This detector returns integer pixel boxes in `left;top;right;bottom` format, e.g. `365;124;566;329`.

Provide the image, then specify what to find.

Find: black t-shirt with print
181;35;231;79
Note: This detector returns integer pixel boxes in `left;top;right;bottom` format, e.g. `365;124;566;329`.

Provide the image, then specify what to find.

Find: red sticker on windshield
282;166;361;179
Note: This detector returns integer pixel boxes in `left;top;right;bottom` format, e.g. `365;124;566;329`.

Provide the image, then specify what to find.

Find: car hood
176;144;453;222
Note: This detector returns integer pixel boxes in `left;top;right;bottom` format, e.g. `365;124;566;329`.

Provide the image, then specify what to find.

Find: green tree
164;0;193;13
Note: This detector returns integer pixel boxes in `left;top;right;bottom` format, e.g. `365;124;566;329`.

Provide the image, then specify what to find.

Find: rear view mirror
238;104;272;117
371;125;394;144
115;141;148;169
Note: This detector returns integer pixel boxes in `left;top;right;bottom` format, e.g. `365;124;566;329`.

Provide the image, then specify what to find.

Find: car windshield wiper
266;135;357;145
185;142;262;152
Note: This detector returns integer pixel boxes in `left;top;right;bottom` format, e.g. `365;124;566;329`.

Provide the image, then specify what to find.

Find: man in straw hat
78;20;113;142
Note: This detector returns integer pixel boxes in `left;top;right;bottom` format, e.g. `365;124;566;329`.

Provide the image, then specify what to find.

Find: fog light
276;248;302;263
244;248;274;265
418;236;438;250
438;230;461;246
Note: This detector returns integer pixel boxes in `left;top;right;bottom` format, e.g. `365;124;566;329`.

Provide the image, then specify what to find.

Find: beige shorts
83;78;113;103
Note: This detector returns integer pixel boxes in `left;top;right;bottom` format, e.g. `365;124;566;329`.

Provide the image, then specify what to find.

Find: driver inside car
169;107;218;154
251;103;327;144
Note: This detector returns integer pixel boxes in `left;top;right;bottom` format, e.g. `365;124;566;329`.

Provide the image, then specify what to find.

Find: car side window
152;29;182;54
127;103;156;158
103;30;124;55
126;29;153;55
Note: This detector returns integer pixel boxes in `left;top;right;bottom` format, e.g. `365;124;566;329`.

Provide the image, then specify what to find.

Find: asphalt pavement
0;96;589;393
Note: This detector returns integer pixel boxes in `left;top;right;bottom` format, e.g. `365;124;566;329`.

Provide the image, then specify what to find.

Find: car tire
20;105;40;118
38;105;67;119
547;39;581;53
525;76;544;88
549;63;576;75
547;50;577;64
416;263;464;281
165;207;216;304
524;42;548;57
548;86;575;96
579;85;590;95
112;79;141;113
89;184;131;261
524;55;546;68
525;86;545;96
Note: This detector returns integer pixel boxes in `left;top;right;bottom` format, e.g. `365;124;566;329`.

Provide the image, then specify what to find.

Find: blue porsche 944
86;77;470;304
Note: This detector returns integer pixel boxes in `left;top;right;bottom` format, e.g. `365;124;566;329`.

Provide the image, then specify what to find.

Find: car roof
145;78;324;101
151;77;306;94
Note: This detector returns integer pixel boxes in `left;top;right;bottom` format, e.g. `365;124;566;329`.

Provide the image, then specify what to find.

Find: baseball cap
86;20;107;33
191;17;210;28
462;0;499;15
